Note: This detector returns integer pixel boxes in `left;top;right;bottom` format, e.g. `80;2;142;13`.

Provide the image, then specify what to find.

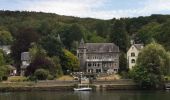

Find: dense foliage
34;68;49;80
0;27;13;45
0;51;9;80
61;49;79;74
130;42;170;89
1;11;170;78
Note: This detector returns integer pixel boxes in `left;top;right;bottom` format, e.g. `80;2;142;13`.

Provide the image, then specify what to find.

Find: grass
8;76;28;82
97;74;121;80
57;75;74;81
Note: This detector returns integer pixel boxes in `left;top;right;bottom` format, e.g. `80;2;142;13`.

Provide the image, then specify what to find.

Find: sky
1;0;170;19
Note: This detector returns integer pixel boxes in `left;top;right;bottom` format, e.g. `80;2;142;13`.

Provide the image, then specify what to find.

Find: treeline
1;10;170;79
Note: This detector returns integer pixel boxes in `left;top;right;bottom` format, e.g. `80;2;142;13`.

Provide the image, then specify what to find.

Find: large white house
127;42;144;69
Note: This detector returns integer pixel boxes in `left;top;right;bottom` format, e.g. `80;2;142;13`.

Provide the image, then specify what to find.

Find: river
0;90;170;100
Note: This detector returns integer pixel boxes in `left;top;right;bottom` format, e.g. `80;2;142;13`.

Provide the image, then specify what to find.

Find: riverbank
0;80;78;92
0;80;139;92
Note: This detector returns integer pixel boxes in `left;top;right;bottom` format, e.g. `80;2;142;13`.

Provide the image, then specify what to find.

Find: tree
26;47;57;77
61;24;84;50
130;42;170;89
40;34;63;57
0;51;5;66
0;52;9;81
154;20;170;50
0;65;9;81
95;21;110;38
61;49;80;74
0;49;13;65
27;45;64;78
89;32;106;43
119;52;128;73
11;28;39;69
0;28;13;45
110;20;129;52
135;22;160;44
52;56;63;77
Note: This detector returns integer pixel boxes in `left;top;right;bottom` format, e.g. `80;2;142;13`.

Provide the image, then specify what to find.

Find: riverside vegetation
1;11;170;89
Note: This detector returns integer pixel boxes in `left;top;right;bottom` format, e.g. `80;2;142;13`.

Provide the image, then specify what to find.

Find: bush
28;75;37;81
2;76;8;81
120;71;130;79
47;74;54;80
34;69;49;80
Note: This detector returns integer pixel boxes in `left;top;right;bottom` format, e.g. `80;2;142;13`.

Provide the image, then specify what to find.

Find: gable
127;45;138;54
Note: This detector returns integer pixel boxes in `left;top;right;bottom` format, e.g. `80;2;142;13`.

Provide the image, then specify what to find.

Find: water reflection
74;91;90;100
0;91;170;100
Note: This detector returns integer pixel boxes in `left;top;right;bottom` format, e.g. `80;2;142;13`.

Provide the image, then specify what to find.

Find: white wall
127;45;140;69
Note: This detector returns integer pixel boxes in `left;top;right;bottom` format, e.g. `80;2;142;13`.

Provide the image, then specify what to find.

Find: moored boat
74;84;92;91
74;87;92;91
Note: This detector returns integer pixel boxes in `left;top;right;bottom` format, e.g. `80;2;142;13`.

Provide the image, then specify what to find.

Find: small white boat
74;87;92;91
74;84;92;91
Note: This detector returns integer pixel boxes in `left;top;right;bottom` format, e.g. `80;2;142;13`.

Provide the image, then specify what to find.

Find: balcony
86;58;114;62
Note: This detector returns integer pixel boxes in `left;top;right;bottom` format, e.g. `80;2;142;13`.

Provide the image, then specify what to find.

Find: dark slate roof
134;44;144;50
21;52;30;61
85;43;119;53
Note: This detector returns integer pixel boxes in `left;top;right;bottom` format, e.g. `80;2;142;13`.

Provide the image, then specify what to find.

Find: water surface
0;90;170;100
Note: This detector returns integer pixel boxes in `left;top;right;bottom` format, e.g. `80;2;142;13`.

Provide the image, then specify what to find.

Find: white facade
20;52;31;76
127;44;143;69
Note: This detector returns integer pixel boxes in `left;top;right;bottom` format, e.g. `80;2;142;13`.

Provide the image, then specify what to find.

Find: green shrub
2;76;8;81
120;71;130;79
28;75;37;81
34;69;49;80
47;74;54;80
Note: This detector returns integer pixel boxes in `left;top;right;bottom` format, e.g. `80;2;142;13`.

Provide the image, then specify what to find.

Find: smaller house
7;65;17;76
127;41;144;69
20;52;31;76
0;45;11;54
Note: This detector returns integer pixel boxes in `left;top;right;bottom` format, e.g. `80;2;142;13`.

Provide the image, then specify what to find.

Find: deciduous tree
130;42;170;89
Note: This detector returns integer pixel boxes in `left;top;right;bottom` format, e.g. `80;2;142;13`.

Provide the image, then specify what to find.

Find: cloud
24;0;106;17
1;0;170;19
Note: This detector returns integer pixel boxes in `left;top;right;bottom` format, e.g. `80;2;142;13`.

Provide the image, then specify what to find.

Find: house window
114;69;118;72
131;59;135;63
131;53;135;57
96;69;101;73
88;69;91;73
88;63;91;67
91;69;93;73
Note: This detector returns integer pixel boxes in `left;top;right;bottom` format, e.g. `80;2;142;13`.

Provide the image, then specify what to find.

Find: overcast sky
1;0;170;19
